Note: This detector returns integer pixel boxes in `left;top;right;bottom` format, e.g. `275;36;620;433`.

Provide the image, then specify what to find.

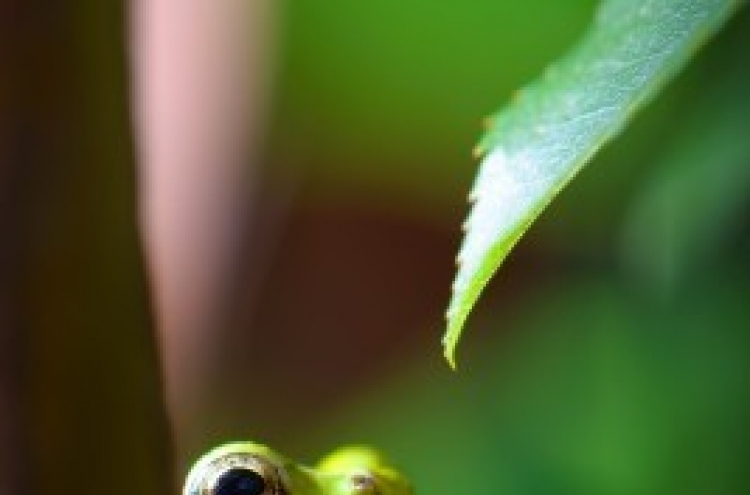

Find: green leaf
444;0;741;367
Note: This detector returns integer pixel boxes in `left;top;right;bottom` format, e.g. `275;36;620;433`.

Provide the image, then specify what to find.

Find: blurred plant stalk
130;0;277;462
1;2;171;494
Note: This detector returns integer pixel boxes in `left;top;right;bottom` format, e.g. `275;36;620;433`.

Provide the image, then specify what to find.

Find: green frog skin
183;442;412;495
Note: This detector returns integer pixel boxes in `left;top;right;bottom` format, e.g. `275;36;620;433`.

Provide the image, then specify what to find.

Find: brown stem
0;2;172;494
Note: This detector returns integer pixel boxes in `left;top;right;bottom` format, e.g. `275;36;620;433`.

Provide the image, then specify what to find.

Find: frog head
183;442;411;495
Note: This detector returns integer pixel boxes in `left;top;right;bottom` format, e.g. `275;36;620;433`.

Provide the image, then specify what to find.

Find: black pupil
214;468;267;495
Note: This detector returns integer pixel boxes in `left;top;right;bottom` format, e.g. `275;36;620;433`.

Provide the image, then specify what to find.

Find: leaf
444;0;741;367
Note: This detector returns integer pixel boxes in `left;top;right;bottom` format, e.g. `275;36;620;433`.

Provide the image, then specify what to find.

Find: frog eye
349;473;379;495
213;468;267;495
184;453;283;495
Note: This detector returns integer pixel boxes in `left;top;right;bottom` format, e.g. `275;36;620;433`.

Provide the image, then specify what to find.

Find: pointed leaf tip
442;0;739;366
443;340;458;370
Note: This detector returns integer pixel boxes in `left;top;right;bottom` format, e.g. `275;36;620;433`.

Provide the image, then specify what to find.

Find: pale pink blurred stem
130;0;275;445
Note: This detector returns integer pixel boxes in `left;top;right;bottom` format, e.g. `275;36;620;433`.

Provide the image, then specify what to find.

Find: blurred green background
2;2;749;495
197;2;750;495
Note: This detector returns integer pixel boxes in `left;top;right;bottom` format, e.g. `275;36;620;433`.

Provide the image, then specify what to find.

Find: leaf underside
444;0;740;367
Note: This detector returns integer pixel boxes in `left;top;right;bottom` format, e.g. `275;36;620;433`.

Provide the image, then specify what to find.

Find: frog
183;442;412;495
